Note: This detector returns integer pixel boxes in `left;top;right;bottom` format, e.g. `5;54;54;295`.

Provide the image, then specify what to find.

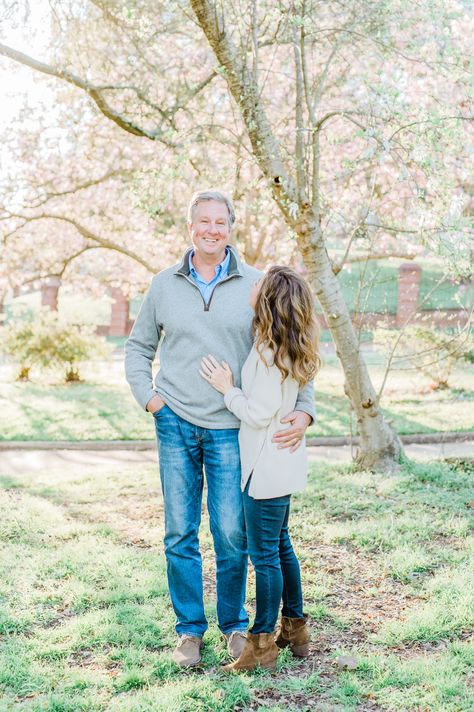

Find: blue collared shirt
188;248;231;304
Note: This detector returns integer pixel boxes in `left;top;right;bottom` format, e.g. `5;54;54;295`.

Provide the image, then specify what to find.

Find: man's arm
124;279;162;411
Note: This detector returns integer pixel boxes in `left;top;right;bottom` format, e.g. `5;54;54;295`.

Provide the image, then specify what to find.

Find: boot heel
262;659;277;670
291;643;309;657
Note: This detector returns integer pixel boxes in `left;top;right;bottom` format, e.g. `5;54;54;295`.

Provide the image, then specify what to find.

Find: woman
200;265;321;672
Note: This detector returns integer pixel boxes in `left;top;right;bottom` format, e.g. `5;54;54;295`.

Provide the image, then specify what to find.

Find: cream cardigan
224;345;308;499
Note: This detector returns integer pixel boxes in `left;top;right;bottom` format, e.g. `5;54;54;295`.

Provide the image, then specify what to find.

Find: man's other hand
146;395;166;414
272;410;311;453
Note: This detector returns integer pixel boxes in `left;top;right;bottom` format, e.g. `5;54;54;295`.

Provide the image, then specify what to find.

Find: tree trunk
300;219;402;470
190;0;403;470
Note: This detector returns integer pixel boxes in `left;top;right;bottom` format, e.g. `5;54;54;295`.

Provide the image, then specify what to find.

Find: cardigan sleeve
224;356;283;429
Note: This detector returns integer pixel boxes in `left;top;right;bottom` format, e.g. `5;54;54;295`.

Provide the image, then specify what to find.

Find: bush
0;306;108;383
374;326;473;390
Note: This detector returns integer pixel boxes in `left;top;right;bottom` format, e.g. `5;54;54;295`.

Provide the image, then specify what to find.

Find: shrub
0;306;108;382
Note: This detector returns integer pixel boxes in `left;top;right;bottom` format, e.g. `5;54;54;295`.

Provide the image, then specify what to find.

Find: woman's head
252;266;321;386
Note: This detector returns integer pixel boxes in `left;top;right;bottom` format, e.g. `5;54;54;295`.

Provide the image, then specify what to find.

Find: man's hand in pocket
146;395;166;414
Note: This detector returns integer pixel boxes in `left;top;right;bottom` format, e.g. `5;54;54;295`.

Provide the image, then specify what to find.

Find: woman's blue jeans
154;405;248;637
243;480;304;633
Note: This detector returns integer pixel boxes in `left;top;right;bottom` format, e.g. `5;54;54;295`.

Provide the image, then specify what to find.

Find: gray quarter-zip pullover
125;246;315;429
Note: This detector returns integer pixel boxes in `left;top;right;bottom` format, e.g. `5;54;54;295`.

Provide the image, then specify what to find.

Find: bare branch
3;213;157;273
345;252;418;264
304;26;462;70
291;12;307;203
0;43;172;143
389;115;474;141
190;0;306;236
376;275;447;402
299;5;320;217
23;170;125;209
251;0;259;85
315;110;369;131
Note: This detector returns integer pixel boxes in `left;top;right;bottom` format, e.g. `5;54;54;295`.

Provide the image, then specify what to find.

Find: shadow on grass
0;383;151;441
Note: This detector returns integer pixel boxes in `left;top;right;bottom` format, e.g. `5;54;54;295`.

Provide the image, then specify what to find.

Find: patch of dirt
66;493;164;548
307;544;422;636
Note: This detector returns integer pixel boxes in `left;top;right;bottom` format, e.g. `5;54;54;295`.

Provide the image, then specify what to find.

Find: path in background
2;440;472;477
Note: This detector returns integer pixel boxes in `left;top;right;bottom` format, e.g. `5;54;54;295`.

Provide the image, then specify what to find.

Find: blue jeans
154;405;248;637
243;481;304;634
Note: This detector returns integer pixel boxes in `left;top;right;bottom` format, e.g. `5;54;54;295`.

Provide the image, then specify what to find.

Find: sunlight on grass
349;643;474;711
0;458;472;710
378;560;474;644
1;358;473;441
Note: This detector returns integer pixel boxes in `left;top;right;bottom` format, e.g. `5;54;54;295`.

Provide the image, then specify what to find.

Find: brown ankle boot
222;632;279;672
275;615;310;657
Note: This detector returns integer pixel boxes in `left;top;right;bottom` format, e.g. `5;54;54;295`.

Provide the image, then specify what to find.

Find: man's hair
187;190;236;228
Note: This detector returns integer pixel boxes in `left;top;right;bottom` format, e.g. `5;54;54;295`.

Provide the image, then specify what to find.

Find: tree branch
345;252;418;265
22;169;125;209
299;6;320;218
3;213;157;273
291;12;307;203
190;0;317;249
0;43;173;143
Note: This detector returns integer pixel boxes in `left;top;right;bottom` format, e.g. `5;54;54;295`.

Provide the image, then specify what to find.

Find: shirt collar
189;247;230;278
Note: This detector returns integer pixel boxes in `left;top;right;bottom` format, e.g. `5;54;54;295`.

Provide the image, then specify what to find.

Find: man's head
187;190;235;263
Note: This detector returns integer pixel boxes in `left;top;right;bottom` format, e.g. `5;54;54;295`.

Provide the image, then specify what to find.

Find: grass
0;354;473;442
0;455;472;711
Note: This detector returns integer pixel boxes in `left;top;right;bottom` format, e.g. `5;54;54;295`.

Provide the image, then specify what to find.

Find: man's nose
208;223;219;234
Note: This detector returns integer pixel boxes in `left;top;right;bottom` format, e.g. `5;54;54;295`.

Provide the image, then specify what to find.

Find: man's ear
187;221;193;236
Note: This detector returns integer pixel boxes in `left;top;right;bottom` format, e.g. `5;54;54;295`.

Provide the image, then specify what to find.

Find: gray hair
187;190;236;228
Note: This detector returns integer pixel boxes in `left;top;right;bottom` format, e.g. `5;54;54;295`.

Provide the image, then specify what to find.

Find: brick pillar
396;262;421;327
109;288;130;337
41;277;61;310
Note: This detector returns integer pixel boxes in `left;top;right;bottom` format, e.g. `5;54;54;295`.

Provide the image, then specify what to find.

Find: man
125;190;314;667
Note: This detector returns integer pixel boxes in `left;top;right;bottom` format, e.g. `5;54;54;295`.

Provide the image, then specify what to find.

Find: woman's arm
200;353;283;429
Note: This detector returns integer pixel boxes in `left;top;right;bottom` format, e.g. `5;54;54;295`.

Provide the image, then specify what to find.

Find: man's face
188;200;231;260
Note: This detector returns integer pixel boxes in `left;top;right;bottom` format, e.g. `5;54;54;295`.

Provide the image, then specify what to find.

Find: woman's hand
200;355;234;394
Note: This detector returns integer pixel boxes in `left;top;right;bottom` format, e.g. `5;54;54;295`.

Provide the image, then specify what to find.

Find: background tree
188;0;473;468
1;0;472;468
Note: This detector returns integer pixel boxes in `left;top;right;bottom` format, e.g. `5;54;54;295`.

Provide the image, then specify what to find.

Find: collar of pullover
175;245;243;278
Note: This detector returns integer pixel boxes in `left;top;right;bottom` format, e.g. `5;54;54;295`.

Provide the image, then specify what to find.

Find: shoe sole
275;639;309;657
173;643;204;668
222;659;277;672
173;658;202;668
290;643;309;657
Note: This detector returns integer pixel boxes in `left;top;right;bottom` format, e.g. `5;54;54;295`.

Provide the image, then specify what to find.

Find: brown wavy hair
253;266;321;386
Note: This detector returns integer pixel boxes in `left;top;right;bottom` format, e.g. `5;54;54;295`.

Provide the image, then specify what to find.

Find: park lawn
0;358;473;442
0;456;473;711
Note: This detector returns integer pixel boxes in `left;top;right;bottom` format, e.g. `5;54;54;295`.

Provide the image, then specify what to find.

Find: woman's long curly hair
253;266;321;386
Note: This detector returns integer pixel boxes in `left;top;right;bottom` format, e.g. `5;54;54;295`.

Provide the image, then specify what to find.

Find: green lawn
0;356;472;442
0;456;472;711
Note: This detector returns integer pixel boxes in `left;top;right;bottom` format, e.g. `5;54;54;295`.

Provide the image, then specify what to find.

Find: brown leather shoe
224;630;247;659
172;635;204;667
222;632;279;672
275;614;310;657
